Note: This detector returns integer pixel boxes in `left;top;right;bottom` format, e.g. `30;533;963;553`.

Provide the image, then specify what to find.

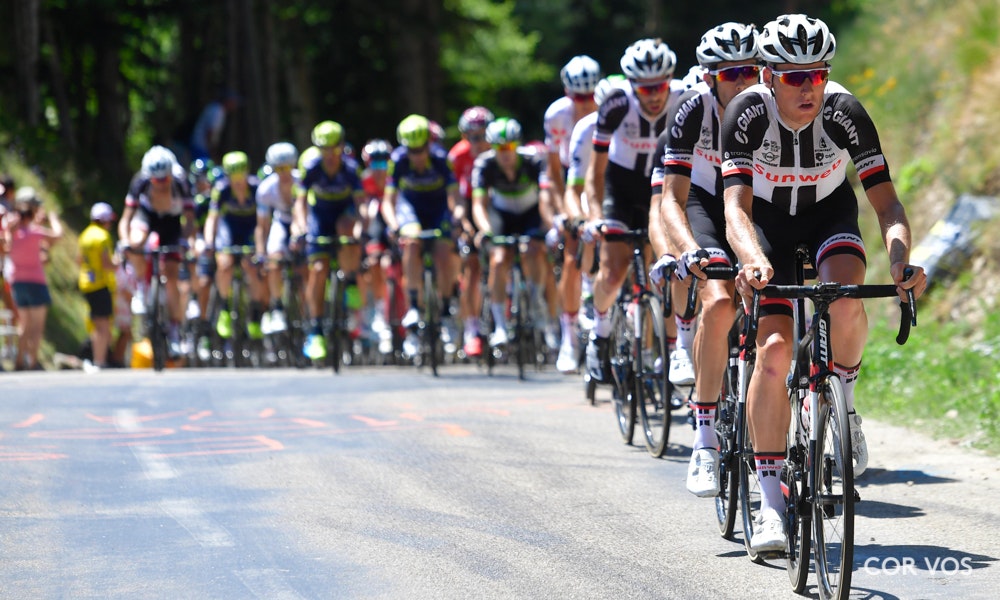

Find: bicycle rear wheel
422;269;441;377
329;273;345;374
785;392;811;592
512;269;530;381
609;303;635;444
479;285;496;375
636;296;670;457
714;321;741;537
149;274;167;372
813;376;854;600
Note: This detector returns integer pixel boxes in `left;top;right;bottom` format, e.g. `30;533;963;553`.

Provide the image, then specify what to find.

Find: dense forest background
0;0;844;222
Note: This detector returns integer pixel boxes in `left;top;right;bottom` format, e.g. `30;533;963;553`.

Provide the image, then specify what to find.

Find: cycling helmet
311;120;344;147
458;106;495;133
560;55;602;94
141;145;178;178
188;158;214;183
681;66;708;90
620;38;677;80
429;121;445;144
361;139;393;164
265;142;298;168
485;117;522;145
696;22;760;68
758;14;836;65
396;114;431;148
222;151;250;175
594;74;626;106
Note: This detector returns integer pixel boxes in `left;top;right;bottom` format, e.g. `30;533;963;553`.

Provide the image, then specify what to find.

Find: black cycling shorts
601;163;650;230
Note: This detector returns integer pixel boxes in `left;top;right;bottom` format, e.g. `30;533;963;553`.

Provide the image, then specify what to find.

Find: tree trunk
12;0;41;127
40;13;75;152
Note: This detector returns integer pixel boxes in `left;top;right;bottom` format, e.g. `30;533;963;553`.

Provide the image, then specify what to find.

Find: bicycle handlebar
682;263;738;320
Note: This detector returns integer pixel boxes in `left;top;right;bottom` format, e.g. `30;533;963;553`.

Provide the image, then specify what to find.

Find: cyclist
558;74;625;373
471;118;551;348
204;151;266;342
293;121;366;361
188;158;216;357
381;114;462;358
119;145;195;356
584;38;684;383
360;138;395;350
448;106;495;358
653;22;761;498
256;142;300;336
543;55;603;371
721;14;927;551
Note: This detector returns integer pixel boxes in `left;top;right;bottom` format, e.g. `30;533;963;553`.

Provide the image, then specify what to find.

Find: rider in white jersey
255;142;299;335
721;14;927;552
652;22;761;498
584;38;685;384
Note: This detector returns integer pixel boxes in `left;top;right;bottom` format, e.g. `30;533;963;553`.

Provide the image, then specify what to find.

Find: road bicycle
268;249;309;368
485;232;549;381
308;234;363;374
743;247;916;600
213;245;264;368
129;244;187;372
597;226;672;457
402;228;449;377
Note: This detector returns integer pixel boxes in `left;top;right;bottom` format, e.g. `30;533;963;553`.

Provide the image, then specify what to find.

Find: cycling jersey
721;81;891;216
256;171;296;225
447;139;477;201
209;177;260;249
543;96;576;168
124;171;194;246
387;145;456;230
566;112;598;188
297;156;364;244
594;81;685;227
651;85;723;199
472;148;545;215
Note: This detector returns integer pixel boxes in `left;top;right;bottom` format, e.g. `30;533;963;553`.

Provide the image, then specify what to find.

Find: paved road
0;366;996;599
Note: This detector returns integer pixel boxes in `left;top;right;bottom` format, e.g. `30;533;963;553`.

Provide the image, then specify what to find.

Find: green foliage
955;2;999;75
861;311;1000;454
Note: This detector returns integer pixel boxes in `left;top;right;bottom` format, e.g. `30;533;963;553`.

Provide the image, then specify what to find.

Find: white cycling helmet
758;14;836;65
560;55;602;94
620;38;677;81
265;142;298;168
141;145;178;178
594;75;626;106
681;66;708;90
696;22;760;68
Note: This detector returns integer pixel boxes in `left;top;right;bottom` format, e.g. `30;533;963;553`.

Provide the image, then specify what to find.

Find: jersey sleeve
471;154;491;194
543;101;567;154
593;89;630;154
721;91;769;190
824;91;892;189
649;131;671;195
661;89;706;179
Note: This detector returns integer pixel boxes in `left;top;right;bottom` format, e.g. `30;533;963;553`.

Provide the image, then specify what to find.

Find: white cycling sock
491;302;507;331
464;316;479;337
675;314;696;352
581;273;594;298
691;402;718;450
755;452;786;515
834;362;861;412
593;307;612;338
560;312;577;345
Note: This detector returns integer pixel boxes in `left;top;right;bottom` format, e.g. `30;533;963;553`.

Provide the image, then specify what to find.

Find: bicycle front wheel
785;393;811;592
636;296;670;457
714;321;741;538
512;269;530;381
609;303;635;444
149;275;167;372
813;376;855;600
329;274;345;374
422;269;441;377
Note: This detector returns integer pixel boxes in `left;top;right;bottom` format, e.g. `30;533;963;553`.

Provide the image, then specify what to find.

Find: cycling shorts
687;185;735;263
601;163;650;231
394;197;450;233
488;205;542;237
130;206;184;247
754;180;866;317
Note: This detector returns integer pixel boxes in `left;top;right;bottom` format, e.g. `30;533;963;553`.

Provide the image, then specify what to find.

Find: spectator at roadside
4;187;63;370
189;91;241;163
78;202;117;372
0;175;18;325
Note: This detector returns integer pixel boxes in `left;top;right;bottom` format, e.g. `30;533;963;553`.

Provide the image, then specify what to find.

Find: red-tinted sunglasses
710;65;761;82
632;81;670;96
570;92;594;102
772;68;830;87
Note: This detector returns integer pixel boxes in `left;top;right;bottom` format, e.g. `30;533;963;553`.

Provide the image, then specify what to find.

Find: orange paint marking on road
259;408;276;419
398;413;425;421
87;410;194;424
440;424;471;437
0;449;68;462
351;415;398;428
289;417;326;428
188;411;213;421
118;435;285;458
182;418;327;433
12;414;44;428
30;427;176;440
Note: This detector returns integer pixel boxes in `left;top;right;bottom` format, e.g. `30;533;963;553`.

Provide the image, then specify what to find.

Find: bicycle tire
479;285;496;375
329;274;344;374
813;375;854;600
714;321;741;537
511;268;529;381
149;273;166;372
785;389;811;592
422;269;440;377
230;277;248;368
609;303;635;444
637;295;670;457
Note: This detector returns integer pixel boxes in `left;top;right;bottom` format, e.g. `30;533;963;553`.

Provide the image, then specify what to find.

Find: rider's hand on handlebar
678;249;710;281
735;263;771;302
649;253;678;287
890;262;927;301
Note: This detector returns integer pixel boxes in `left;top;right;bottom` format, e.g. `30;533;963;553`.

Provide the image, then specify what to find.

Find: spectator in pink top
4;187;63;370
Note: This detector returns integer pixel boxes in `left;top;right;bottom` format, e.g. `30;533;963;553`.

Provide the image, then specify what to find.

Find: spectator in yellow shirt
78;202;117;371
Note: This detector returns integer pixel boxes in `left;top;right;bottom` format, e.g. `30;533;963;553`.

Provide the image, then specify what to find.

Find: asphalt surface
0;365;997;599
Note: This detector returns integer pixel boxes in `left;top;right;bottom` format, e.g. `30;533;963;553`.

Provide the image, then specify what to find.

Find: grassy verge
859;307;1000;455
